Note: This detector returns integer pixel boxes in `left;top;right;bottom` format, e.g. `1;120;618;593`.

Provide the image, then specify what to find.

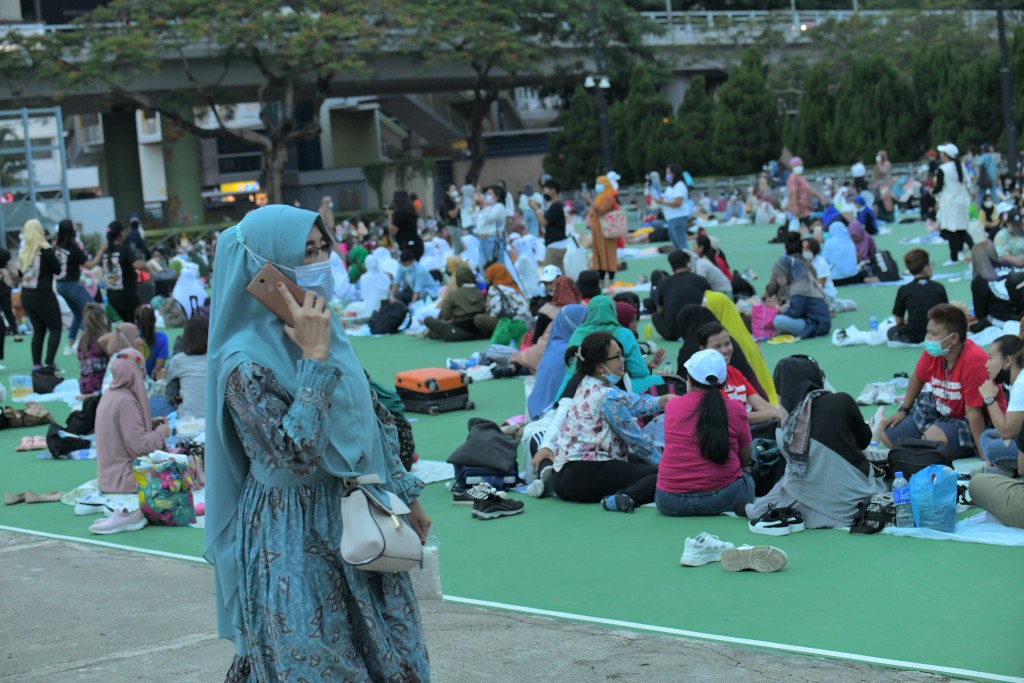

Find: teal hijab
568;296;621;347
204;205;390;655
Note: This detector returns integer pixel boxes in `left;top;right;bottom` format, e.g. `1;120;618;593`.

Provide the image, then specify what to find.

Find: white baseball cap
936;142;959;159
540;265;563;283
684;349;728;386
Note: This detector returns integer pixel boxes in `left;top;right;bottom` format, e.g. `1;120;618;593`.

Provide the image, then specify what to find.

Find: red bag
750;305;777;341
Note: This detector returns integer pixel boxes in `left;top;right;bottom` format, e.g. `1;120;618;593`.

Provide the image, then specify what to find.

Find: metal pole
591;0;613;171
55;107;71;223
21;108;37;223
998;2;1018;185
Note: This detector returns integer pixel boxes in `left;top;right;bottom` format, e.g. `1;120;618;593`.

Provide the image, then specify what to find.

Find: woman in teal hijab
557;295;664;396
205;205;430;682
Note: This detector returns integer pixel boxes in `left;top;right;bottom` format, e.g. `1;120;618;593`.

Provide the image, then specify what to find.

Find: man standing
531;178;568;272
785;156;825;230
651;250;711;341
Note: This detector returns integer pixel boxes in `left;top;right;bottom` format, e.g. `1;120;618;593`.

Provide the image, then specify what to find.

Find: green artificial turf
2;223;1023;681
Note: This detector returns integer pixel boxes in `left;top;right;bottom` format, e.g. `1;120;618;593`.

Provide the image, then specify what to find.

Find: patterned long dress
223;359;429;682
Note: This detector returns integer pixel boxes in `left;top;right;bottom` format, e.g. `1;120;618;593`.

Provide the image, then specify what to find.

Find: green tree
788;62;834;167
608;63;675;181
827;56;920;164
674;75;715;175
911;44;962;145
1;0;389;203
544;87;602;188
710;47;781;175
407;0;657;185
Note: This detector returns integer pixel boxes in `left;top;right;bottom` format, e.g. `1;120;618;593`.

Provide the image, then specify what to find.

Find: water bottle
644;322;652;340
892;471;914;527
869;312;879;331
661;360;673;376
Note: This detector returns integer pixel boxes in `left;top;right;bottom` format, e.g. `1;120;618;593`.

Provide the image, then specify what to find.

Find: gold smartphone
246;263;306;327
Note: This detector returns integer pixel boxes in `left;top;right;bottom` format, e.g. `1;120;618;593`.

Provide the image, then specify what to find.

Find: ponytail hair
691;376;730;465
996;334;1024;370
565;331;617;380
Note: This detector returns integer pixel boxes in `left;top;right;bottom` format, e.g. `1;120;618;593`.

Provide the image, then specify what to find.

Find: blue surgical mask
924;332;953;357
295;259;334;299
594;183;606;194
603;372;622;386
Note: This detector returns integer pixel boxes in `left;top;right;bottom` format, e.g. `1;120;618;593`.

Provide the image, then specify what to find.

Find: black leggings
0;286;15;335
940;229;974;261
107;289;140;325
21;289;61;366
551;460;658;505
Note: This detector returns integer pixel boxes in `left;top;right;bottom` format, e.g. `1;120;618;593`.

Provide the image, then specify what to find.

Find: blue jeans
655;472;754;517
980;428;1019;465
884;391;975;458
523;211;539;237
57;281;94;342
666;217;689;250
478;236;500;269
771;313;804;337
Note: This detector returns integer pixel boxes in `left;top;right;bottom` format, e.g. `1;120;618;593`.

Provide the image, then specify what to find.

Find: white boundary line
443;595;1024;683
4;526;1019;682
0;525;207;564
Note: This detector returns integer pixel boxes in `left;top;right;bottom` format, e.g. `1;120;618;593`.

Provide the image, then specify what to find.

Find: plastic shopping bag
909;464;957;532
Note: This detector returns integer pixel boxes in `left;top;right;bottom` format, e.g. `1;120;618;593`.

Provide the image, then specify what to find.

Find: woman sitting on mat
557;295;664;396
676;304;769;403
550;331;671;513
96;355;169;494
703;291;777;403
422;265;488;342
474;263;529;337
746;355;883;531
656;349;754;517
164;315;209;421
77;303;111;396
510;275;583;373
977;335;1024;476
698;322;780;436
527;304;587;420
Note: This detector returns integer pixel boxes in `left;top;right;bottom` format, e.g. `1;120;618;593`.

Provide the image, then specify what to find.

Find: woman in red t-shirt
698;322;781;428
656;349;754;517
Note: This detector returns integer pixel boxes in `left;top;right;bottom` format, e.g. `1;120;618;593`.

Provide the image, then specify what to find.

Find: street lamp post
997;1;1018;180
590;0;613;171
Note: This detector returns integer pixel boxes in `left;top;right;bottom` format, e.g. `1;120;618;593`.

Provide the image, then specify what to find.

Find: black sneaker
454;482;505;506
748;505;791;536
776;505;805;533
471;495;524;520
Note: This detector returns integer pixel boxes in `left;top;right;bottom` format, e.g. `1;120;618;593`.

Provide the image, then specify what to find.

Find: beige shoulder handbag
340;475;423;573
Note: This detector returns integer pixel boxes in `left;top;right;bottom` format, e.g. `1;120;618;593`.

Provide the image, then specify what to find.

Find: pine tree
674;75;714;176
710;47;782;176
608;63;675;182
829;56;920;163
544;86;603;188
911;44;961;146
790;62;834;167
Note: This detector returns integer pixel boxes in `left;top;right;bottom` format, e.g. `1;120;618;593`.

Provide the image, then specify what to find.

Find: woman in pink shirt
656;349;754;517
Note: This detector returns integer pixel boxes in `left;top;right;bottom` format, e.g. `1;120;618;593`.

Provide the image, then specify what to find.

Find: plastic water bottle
892;471;914;527
869;312;879;331
661;360;673;376
644;322;652;340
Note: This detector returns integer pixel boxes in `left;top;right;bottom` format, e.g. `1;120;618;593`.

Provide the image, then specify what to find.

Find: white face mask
802;250;814;261
876;155;882;162
594;183;606;194
485;195;496;206
793;166;804;175
295;259;334;300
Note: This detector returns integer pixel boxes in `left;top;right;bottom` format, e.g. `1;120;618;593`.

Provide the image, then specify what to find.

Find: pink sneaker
89;508;147;535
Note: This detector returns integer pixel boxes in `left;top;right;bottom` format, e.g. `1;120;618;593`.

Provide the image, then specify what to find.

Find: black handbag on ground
886;438;952;480
750;438;786;497
31;366;61;394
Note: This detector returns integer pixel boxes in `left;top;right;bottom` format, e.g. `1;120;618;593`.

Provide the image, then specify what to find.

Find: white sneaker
75;493;119;516
88;507;147;535
63;343;76;357
721;545;788;573
856;383;879;405
874;383;897;405
680;532;735;567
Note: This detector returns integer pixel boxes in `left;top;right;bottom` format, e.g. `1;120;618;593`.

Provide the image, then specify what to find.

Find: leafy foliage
543;86;603;188
710;47;781;175
609;63;676;181
673;75;715;175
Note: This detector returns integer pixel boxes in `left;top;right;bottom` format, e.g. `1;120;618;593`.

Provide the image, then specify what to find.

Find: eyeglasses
304;242;332;260
605;353;624;362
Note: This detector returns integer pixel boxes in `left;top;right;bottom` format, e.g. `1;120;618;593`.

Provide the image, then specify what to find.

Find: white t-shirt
661;181;690;221
811;255;837;299
1007;371;1024;412
851;162;866;178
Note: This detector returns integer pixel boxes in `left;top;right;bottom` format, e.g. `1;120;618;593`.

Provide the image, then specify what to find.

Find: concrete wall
138;143;167;202
329;110;381;168
69;197;116;235
452;153;547;200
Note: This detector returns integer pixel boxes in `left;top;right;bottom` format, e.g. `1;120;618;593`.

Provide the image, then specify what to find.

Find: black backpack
65;395;101;435
31;366;62;394
368;300;410;335
871;250;901;282
886;438;952;480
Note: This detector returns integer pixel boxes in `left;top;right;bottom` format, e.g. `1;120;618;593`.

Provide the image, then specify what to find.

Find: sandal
24;490;62;503
31;435;47;450
15;436;33;451
4;491;25;505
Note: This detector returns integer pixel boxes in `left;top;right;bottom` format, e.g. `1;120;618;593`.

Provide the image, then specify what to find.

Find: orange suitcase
395;368;474;415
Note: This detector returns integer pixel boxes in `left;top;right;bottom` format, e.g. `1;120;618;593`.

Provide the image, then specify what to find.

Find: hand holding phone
277;283;332;361
247;263;306;327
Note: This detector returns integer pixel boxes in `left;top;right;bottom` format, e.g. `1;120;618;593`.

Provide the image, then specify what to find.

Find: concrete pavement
0;531;961;683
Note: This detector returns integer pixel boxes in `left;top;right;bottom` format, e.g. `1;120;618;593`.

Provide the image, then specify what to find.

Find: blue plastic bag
909;465;957;532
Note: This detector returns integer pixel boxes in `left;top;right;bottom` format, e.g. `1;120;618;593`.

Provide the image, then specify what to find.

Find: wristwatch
984;395;996;406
